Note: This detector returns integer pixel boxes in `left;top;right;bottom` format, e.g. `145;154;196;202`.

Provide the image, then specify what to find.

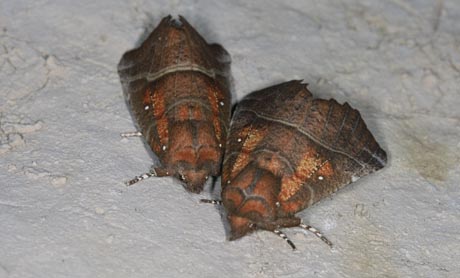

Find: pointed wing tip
178;15;191;27
287;79;312;97
158;15;184;28
287;79;305;85
365;147;388;172
286;79;310;90
159;14;174;25
376;147;388;168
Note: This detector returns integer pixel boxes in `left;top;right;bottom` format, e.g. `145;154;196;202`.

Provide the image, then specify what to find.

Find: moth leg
125;167;169;186
299;223;333;248
199;199;223;205
273;229;296;250
120;131;142;137
271;217;332;248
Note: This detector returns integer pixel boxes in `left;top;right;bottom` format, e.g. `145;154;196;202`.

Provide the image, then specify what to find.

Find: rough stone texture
1;1;459;277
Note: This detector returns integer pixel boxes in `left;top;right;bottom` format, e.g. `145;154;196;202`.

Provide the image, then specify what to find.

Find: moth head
227;214;257;240
176;169;209;193
226;200;278;241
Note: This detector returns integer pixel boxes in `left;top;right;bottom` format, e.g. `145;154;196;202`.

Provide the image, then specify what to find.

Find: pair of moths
117;16;387;249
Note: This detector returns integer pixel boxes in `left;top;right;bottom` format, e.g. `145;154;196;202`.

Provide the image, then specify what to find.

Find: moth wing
118;15;173;83
232;80;386;215
275;89;387;215
299;98;387;172
222;107;258;185
238;80;386;173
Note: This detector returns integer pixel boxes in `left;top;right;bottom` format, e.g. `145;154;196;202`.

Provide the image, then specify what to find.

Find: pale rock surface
1;1;459;277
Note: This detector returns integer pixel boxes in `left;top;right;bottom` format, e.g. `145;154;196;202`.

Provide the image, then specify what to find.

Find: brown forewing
222;80;386;218
118;15;231;193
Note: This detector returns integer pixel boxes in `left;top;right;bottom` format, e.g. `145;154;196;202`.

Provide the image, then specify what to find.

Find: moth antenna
273;229;296;250
299;223;333;248
200;199;222;205
125;168;157;186
120;131;142;137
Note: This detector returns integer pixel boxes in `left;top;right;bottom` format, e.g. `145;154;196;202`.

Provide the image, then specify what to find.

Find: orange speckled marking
279;148;321;201
206;82;222;141
317;160;333;178
230;155;250;181
230;126;268;180
143;91;151;106
212;115;222;142
151;86;168;146
239;126;266;151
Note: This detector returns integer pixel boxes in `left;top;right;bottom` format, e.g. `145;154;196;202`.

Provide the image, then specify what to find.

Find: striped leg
125;168;157;186
200;199;223;205
299;223;333;248
273;229;296;250
120;131;142;137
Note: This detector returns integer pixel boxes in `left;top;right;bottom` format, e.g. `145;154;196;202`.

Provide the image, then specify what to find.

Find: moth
205;80;387;249
118;15;231;193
